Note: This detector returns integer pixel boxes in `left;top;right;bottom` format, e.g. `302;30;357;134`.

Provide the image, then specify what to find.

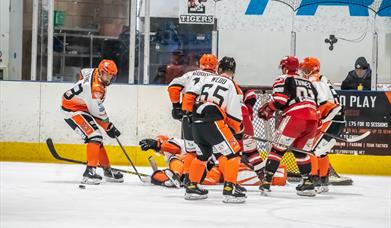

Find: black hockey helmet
218;56;236;73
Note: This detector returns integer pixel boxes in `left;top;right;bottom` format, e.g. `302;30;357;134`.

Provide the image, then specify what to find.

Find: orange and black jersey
182;75;243;134
269;74;319;120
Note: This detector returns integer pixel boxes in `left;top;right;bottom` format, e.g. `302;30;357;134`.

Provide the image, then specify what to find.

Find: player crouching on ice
61;59;123;185
139;135;264;188
258;56;320;197
300;57;345;193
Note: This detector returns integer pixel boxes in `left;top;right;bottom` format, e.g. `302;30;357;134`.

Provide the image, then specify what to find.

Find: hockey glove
139;139;160;151
171;103;183;120
258;103;274;120
106;123;121;138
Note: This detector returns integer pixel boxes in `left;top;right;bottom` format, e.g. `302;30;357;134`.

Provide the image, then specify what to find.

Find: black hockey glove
139;139;159;151
171;103;183;120
106;123;121;138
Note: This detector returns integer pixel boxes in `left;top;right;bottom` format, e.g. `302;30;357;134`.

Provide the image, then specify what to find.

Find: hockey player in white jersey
181;57;246;203
167;54;218;185
61;59;123;184
300;57;345;193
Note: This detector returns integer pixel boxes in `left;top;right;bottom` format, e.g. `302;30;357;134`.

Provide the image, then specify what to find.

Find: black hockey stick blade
322;131;370;143
46;138;149;177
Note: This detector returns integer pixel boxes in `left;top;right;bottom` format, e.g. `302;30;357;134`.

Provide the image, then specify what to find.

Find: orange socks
223;156;240;183
182;153;196;175
87;142;100;167
99;145;110;168
318;155;330;177
310;155;319;176
189;158;206;183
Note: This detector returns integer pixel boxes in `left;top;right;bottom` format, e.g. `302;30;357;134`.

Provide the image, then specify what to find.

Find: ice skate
315;176;329;193
222;182;246;203
259;181;271;196
184;182;208;200
296;176;316;197
103;167;124;183
164;169;181;188
81;166;102;185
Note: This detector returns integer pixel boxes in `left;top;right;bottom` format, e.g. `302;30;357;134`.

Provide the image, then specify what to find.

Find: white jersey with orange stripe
308;74;340;105
186;75;244;133
167;69;214;103
61;68;109;122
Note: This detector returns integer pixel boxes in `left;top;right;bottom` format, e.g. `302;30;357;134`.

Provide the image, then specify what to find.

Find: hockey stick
321;130;370;143
148;156;158;172
46;138;149;177
115;136;145;182
246;135;314;156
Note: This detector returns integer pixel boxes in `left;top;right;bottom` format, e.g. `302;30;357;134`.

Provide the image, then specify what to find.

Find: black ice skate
82;166;102;185
259;181;271;196
222;182;246;203
184;182;208;200
296;176;316;197
259;171;273;196
315;176;329;193
103;167;124;183
235;184;247;193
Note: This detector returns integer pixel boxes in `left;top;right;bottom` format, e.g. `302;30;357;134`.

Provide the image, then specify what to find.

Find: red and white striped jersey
269;74;319;120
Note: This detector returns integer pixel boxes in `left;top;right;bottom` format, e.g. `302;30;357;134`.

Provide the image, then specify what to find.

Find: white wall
215;1;391;85
0;81;181;145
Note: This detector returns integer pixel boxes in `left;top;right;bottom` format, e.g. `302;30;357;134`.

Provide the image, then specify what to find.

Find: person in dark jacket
341;57;372;90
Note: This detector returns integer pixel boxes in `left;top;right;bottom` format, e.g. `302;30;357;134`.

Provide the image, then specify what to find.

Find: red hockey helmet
279;56;299;74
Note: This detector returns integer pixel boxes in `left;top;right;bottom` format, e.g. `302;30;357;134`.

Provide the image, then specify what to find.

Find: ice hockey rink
1;162;390;228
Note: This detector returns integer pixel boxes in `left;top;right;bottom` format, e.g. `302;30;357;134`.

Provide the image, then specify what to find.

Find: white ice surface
1;162;390;228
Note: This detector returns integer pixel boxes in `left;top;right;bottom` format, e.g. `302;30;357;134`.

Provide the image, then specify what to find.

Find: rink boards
0;81;390;175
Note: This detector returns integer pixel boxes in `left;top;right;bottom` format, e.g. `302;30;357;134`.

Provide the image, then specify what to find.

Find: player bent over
139;135;262;187
167;54;218;185
61;59;123;184
181;57;246;203
258;56;320;196
300;57;345;193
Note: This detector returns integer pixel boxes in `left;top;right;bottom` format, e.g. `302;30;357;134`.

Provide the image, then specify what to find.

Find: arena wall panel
0;81;389;175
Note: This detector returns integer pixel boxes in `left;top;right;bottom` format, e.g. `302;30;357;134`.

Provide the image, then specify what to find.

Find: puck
78;184;86;189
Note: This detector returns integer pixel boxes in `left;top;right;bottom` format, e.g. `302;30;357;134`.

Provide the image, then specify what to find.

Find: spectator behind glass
153;50;199;84
341;57;372;90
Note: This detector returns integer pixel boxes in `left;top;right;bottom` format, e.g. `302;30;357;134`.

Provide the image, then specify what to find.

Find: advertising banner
179;0;214;24
332;91;391;156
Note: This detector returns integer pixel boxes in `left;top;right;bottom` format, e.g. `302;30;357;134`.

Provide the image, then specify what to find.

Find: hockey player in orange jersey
300;57;345;193
167;54;218;185
61;59;123;185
